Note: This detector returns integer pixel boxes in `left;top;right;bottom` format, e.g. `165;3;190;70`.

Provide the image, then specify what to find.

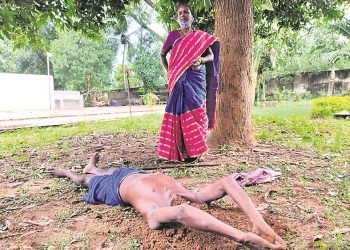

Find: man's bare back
49;153;286;249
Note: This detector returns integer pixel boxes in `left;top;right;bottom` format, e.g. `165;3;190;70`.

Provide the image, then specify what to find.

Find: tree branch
129;13;165;42
143;0;154;8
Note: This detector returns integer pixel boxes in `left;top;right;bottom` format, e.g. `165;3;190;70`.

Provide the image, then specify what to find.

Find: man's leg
49;153;118;185
48;167;93;186
82;152;118;176
145;203;283;249
191;175;286;248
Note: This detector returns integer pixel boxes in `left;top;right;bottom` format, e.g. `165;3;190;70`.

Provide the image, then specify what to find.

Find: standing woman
158;4;220;162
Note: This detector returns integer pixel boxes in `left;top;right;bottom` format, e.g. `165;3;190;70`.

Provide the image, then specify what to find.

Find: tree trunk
85;76;96;106
210;0;255;147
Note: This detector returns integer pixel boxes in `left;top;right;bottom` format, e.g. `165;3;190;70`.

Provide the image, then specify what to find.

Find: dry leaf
331;227;350;235
21;204;36;211
327;191;337;196
313;234;324;241
20;219;52;227
257;203;269;211
264;189;279;204
5;219;13;230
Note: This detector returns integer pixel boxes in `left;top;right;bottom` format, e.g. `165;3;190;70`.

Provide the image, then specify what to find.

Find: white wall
0;73;54;111
54;91;83;108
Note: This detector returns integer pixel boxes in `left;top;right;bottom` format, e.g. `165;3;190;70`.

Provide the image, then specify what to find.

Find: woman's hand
191;57;202;67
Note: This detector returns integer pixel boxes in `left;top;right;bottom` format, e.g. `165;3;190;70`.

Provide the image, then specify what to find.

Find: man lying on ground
49;153;287;249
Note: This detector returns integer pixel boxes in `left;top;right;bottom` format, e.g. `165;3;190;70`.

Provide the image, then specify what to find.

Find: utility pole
47;52;52;109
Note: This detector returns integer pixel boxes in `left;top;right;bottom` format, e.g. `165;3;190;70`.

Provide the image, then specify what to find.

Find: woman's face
177;5;192;23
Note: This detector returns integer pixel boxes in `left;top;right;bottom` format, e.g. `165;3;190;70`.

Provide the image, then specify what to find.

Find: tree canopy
0;0;133;47
151;0;348;37
1;0;348;48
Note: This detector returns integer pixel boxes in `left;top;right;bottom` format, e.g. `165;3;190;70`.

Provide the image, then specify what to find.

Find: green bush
142;92;160;106
312;96;350;117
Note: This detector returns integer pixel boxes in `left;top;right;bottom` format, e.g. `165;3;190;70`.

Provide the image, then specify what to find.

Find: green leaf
256;0;274;11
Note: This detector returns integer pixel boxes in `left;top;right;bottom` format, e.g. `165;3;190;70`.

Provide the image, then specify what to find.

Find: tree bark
211;0;255;147
143;0;154;8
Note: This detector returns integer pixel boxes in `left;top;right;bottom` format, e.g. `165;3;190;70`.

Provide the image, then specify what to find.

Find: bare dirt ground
0;131;349;249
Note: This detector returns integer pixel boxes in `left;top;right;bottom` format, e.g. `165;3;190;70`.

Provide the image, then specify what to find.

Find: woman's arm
201;47;214;64
160;31;179;71
192;47;214;67
160;51;169;71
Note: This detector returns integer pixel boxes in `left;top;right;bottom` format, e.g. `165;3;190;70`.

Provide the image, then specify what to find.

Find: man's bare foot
242;232;286;250
48;167;70;178
251;223;287;249
83;152;100;174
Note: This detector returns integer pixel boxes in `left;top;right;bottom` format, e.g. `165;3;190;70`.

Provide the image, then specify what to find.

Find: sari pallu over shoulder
168;30;217;93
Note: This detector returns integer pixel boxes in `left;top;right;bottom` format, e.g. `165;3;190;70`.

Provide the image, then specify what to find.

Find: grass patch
1;101;349;161
0;114;162;156
254;101;312;118
254;101;350;158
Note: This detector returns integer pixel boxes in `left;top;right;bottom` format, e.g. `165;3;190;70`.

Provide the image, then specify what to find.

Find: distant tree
0;22;58;75
51;31;117;102
127;31;166;93
0;39;46;74
114;64;142;90
264;23;350;78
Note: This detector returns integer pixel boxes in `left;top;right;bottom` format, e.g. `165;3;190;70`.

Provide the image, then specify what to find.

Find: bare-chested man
49;153;287;249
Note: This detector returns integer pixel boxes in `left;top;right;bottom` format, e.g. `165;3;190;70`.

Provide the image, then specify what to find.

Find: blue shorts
84;168;145;206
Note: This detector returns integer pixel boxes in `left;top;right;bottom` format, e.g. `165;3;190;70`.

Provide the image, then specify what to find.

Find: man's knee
220;175;240;188
82;175;91;186
146;204;192;230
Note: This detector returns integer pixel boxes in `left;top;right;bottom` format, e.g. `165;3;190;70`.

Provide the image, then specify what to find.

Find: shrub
300;91;313;100
312;96;350;117
142;92;160;106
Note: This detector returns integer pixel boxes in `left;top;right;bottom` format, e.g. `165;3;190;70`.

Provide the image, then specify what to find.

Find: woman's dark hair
176;3;196;18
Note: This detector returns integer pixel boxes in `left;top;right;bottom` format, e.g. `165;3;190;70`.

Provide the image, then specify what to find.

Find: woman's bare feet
83;152;100;174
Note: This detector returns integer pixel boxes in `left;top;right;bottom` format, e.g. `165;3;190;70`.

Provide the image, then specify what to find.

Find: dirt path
0;132;349;249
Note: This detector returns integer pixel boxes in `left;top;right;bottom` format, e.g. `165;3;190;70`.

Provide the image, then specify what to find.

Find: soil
0;131;348;249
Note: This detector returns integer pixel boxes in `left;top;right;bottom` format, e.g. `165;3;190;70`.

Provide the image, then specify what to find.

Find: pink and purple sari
158;30;220;161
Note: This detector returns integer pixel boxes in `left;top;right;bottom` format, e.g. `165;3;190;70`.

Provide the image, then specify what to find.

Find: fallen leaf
20;219;52;227
5;182;24;188
327;191;337;196
263;189;279;204
331;227;350;235
313;234;324;241
257;203;269;211
5;220;13;230
21;204;36;211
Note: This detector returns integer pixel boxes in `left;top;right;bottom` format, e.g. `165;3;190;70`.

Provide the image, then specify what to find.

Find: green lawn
1;101;349;161
253;100;312;118
254;101;349;159
0;114;162;158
